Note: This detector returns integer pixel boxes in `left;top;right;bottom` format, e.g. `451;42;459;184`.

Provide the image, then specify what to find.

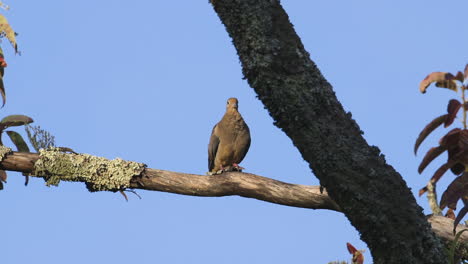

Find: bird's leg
232;163;245;172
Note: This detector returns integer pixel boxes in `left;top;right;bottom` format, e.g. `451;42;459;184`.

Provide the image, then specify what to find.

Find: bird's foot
232;163;245;172
206;169;225;175
207;164;244;175
207;166;228;175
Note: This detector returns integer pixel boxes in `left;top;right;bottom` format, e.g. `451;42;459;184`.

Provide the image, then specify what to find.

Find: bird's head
226;97;239;111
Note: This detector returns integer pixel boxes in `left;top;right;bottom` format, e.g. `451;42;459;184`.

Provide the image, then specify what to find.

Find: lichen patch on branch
0;145;11;161
32;148;146;192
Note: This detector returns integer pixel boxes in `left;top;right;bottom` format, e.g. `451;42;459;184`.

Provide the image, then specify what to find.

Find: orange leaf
420;72;457;93
418;146;447;174
445;99;462;127
414;114;448;155
446;208;456;220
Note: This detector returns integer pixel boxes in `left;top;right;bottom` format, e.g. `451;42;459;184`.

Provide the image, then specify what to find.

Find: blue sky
2;1;468;263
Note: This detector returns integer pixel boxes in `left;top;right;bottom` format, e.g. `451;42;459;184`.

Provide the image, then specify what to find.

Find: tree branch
3;150;468;257
1;151;339;211
210;1;446;263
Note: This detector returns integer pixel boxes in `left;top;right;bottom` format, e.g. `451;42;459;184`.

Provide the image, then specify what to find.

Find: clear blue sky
2;1;468;263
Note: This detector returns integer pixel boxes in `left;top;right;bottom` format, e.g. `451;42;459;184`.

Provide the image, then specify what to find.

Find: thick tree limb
2;151;468;258
1;151;339;211
210;1;447;263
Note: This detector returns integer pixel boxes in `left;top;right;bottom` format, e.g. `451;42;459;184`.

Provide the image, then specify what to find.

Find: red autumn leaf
445;99;462;127
450;162;465;176
419;186;428;197
438;129;468;175
419;72;458;93
453;206;468;234
439;128;463;146
431;160;458;183
0;48;5;107
440;172;468;210
418;146;447;174
414;114;448;155
454;71;464;82
347;242;357;254
346;243;364;264
0;56;7;68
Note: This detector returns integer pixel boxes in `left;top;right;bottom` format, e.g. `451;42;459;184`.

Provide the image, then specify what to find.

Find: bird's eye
227;101;230;105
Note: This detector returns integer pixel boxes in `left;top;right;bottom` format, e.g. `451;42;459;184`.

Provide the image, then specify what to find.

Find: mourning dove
208;98;251;175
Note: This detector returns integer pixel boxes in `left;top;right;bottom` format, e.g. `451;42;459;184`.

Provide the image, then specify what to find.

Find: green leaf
0;115;33;128
449;229;468;264
6;131;29;152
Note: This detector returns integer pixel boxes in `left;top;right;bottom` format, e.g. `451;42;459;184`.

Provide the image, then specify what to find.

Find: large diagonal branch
210;1;446;263
2;151;468;257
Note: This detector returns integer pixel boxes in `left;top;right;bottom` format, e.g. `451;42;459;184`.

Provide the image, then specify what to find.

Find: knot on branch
33;148;147;192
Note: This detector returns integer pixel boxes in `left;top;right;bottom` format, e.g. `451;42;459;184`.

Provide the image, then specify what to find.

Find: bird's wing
237;126;251;163
208;124;220;171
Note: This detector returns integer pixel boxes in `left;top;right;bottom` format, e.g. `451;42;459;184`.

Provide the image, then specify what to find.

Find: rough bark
2;151;468;259
210;0;447;263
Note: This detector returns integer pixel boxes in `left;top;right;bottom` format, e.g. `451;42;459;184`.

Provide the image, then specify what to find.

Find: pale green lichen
33;147;146;192
0;145;12;161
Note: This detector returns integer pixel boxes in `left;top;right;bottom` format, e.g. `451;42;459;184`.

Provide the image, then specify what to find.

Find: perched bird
208;97;251;175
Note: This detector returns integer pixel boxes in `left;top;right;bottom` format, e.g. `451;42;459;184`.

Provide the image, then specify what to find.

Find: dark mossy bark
211;0;447;263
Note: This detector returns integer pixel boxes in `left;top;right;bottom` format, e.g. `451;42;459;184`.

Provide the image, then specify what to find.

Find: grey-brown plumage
208;98;251;174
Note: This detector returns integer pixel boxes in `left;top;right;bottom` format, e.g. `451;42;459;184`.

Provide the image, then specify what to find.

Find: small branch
426;181;442;215
1;151;468;254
